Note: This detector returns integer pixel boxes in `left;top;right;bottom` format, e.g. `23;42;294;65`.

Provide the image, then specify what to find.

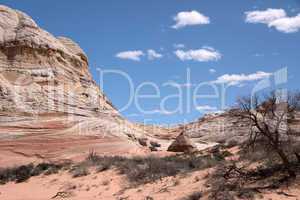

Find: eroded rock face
0;5;115;117
182;111;251;143
0;5;151;141
0;5;154;164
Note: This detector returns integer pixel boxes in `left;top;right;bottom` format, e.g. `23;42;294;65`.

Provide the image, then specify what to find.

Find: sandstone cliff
0;5;152;164
0;5;115;118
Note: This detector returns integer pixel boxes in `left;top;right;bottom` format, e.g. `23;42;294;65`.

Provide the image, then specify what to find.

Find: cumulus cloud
147;49;163;60
268;14;300;33
172;10;210;29
245;8;300;33
174;47;221;62
209;68;216;74
212;71;272;86
245;8;286;24
173;43;185;49
116;50;144;61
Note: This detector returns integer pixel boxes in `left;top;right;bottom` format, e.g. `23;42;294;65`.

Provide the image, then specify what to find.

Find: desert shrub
31;163;63;176
0;162;71;184
86;150;98;162
150;141;161;148
207;163;237;200
234;92;300;178
0;168;15;184
86;155;127;170
181;191;203;200
102;180;110;185
44;165;62;175
209;147;226;161
70;165;90;178
82;153;220;184
15;164;34;183
0;164;34;184
138;138;148;146
216;139;226;144
31;163;51;176
239;144;284;168
236;188;255;199
221;150;234;158
225;140;239;148
207;161;273;200
149;146;158;151
123;157;179;183
96;164;110;172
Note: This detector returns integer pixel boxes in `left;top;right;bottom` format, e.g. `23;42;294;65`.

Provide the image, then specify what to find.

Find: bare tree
234;91;300;178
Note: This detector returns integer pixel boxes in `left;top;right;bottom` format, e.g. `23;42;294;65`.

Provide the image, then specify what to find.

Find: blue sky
2;0;300;125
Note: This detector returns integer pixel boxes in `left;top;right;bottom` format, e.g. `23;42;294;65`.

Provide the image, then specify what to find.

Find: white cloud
172;10;210;29
268;14;300;33
173;43;185;49
174;47;221;62
245;8;300;33
116;50;144;61
196;105;225;114
209;68;216;74
153;109;175;115
245;8;286;24
196;105;217;111
212;71;272;86
147;49;163;60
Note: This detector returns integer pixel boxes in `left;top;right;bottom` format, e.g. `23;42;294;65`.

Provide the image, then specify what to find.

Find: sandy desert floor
0;164;299;200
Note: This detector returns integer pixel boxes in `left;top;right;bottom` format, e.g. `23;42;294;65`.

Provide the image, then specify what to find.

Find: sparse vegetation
0;150;221;186
32;163;64;176
234;91;300;178
225;140;239;148
70;165;90;178
207;159;300;200
138;138;148;146
208;161;252;200
78;152;221;184
0;162;68;184
102;180;110;186
150;141;161;148
181;191;203;200
203;91;300;199
15;164;34;183
216;139;226;145
149;146;158;151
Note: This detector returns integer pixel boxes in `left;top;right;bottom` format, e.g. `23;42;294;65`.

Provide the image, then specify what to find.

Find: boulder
167;132;197;153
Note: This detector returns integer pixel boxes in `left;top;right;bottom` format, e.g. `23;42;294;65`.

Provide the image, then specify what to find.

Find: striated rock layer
0;5;115;117
1;5;297;166
0;5;154;166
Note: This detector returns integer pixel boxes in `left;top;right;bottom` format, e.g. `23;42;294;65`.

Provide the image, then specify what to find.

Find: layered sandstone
0;5;116;118
0;5;151;165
